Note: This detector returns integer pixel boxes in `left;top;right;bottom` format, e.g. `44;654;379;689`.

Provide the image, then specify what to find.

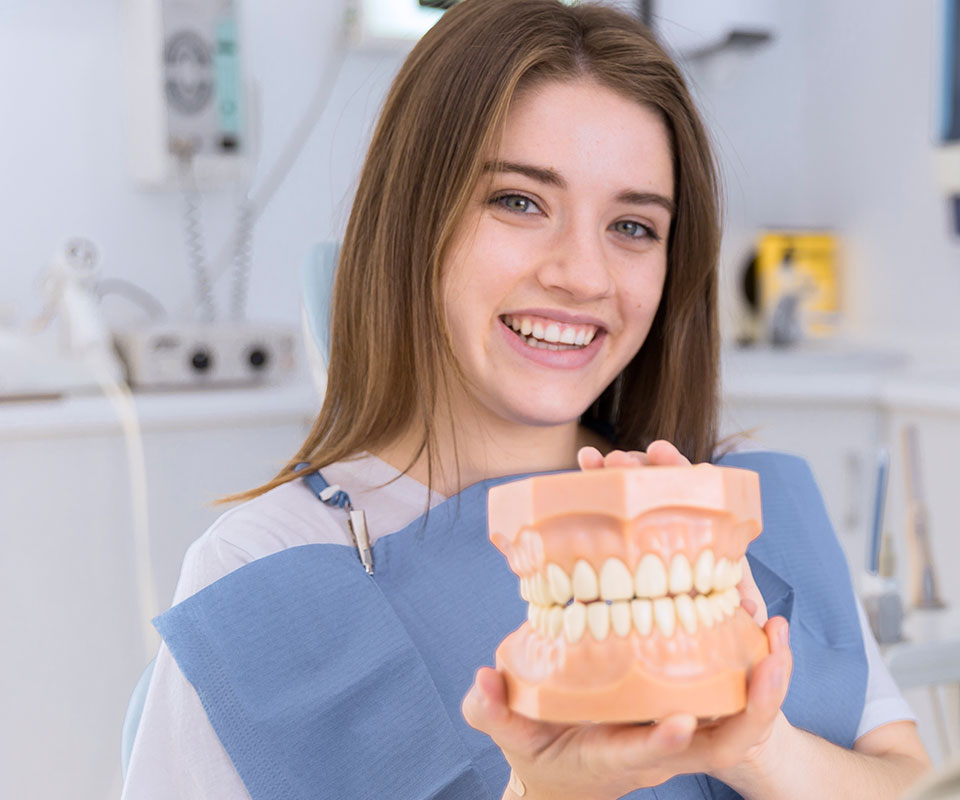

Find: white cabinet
0;384;318;800
720;348;892;584
720;395;885;582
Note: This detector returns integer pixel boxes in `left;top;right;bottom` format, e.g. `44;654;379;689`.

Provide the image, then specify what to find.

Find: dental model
488;464;769;723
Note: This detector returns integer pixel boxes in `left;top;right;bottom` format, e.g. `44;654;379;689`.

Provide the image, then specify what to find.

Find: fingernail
779;624;789;647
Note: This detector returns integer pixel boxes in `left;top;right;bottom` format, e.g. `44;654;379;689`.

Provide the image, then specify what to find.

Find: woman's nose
536;224;615;300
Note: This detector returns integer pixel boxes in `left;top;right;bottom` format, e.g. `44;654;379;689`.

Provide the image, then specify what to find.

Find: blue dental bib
155;452;866;799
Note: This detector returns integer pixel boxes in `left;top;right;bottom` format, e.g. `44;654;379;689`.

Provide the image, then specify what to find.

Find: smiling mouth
500;314;601;351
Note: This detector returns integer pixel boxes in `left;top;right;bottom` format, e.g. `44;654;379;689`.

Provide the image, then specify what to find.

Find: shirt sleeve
855;595;918;740
120;517;273;799
120;638;252;800
120;493;330;799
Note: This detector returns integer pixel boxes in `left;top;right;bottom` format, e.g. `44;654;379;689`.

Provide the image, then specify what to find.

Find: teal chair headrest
300;242;340;396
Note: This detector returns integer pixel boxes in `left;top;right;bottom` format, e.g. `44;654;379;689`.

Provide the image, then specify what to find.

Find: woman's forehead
488;79;674;203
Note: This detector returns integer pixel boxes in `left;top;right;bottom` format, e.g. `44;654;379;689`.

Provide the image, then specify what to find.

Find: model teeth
547;606;564;639
695;594;716;627
694;550;715;595
631;598;653;635
587;601;610;640
564;601;587;643
668;553;693;595
610;600;632;637
635;553;668;598
675;594;697;635
547;562;573;605
572;559;600;602
521;551;745;642
600;557;634;601
653;597;676;637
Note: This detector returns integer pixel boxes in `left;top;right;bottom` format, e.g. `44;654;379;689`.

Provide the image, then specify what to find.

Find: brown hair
226;0;721;504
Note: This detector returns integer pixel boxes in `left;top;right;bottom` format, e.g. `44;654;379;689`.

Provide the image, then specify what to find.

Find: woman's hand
576;439;689;470
462;440;791;798
462;617;793;800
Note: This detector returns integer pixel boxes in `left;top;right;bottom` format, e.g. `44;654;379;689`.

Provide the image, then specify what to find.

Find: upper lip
503;308;608;331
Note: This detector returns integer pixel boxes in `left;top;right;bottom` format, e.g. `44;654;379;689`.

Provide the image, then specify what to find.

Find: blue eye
492;193;541;214
612;219;658;241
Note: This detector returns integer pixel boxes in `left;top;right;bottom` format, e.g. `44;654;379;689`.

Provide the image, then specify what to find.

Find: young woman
122;1;931;798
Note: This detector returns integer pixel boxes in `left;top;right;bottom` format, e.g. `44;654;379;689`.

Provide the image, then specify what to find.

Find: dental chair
120;242;341;781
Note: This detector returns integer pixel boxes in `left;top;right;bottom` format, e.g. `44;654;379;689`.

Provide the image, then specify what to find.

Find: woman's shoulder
171;477;351;604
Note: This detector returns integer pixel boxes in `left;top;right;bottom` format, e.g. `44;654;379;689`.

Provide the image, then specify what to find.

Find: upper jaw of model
487;463;769;723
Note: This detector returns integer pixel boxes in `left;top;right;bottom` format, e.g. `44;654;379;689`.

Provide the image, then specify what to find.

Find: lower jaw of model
488;466;770;723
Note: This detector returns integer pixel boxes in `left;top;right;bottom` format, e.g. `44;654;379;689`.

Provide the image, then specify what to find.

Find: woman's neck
371;418;611;498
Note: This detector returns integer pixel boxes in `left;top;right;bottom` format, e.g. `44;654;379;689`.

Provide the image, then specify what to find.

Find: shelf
0;380;320;439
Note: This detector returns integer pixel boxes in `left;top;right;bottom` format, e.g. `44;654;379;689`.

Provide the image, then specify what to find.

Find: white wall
0;0;404;331
3;2;958;351
675;0;960;352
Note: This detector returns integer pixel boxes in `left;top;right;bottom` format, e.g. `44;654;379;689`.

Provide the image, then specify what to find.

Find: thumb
462;668;564;754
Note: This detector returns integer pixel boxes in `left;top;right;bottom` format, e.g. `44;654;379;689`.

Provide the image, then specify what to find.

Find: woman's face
441;78;674;431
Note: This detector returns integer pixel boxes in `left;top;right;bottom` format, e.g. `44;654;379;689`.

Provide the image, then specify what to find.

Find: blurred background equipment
755;230;841;347
937;0;960;235
902;425;946;611
119;0;300;389
123;0;249;190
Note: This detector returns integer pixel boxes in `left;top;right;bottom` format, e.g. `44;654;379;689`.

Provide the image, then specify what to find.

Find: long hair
227;0;721;504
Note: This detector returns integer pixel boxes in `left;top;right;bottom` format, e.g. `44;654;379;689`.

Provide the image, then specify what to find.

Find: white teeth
675;594;698;635
524;551;746;643
631;598;653;635
610;600;631;637
564;601;587;643
559;327;577;345
653;597;676;637
583;328;596;345
532;572;550;605
600;557;634;601
572;560;600;602
587;601;611;640
520;318;533;336
711;593;728;620
546;563;573;605
724;586;742;615
669;553;693;595
731;558;743;587
694;550;715;595
574;328;586;346
543;323;561;343
634;554;668;598
715;587;740;617
695;594;716;627
714;557;737;591
527;604;541;632
532;321;545;340
547;606;564;639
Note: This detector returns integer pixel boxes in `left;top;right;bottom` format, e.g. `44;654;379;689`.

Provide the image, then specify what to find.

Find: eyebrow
482;160;675;217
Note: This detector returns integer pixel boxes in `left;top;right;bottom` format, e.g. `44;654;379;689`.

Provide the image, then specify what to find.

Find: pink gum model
488;464;769;723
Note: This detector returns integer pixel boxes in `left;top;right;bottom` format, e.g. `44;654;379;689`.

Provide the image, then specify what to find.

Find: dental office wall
2;2;959;799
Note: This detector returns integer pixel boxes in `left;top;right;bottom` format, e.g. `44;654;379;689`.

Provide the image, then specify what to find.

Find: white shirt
121;452;915;799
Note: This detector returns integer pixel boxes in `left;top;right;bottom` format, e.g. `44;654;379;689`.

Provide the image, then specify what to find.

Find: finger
686;618;792;767
601;713;697;772
577;446;605;470
461;668;566;754
603;450;649;468
736;556;768;626
741;617;792;721
645;440;691;466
